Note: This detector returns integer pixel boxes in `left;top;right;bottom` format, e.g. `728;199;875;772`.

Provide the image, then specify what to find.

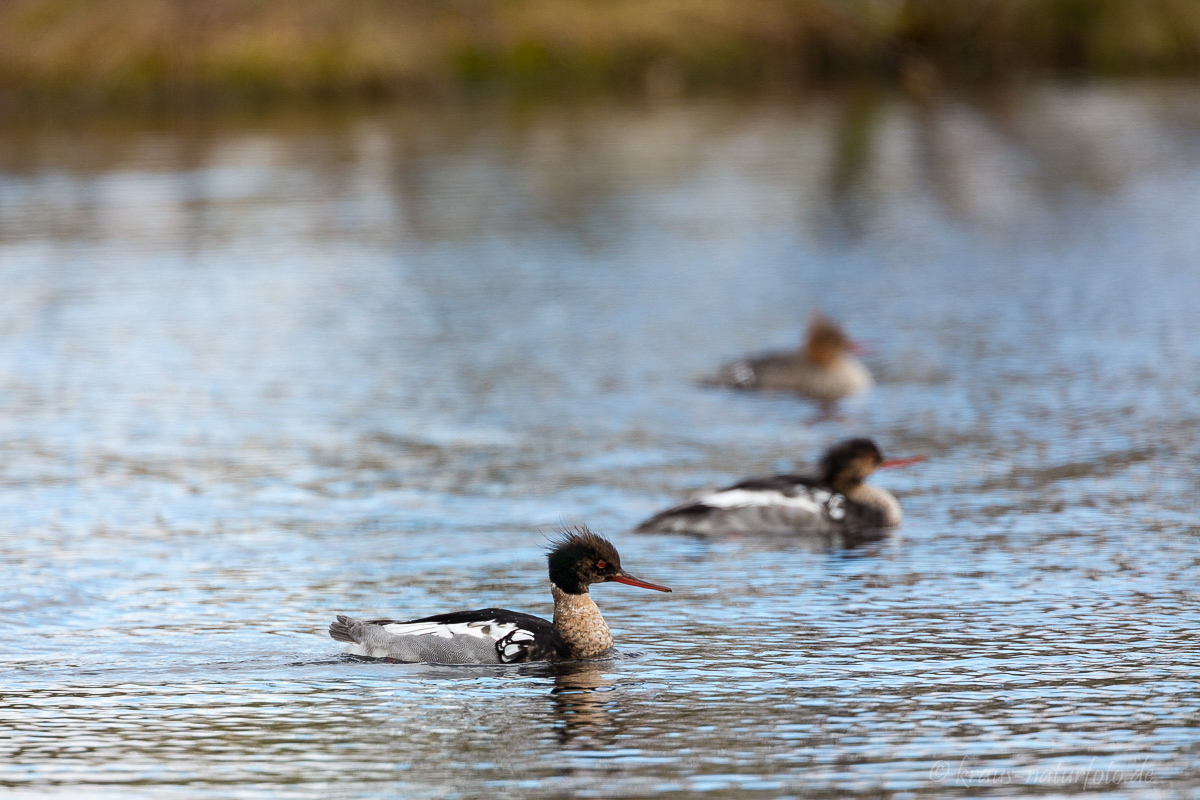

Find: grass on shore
2;0;1199;109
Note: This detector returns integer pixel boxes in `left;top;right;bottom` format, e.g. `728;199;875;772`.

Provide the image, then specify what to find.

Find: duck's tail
328;614;359;643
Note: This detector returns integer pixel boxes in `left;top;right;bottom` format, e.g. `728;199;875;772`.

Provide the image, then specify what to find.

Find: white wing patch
700;487;833;514
381;620;519;641
826;494;846;520
730;361;756;386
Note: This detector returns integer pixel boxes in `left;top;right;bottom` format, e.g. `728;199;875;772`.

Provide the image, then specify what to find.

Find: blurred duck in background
633;438;924;536
706;314;872;400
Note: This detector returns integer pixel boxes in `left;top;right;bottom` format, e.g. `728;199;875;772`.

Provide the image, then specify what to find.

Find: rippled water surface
2;85;1200;798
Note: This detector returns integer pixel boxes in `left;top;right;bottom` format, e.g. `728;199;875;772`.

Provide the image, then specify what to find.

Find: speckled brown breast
551;585;615;658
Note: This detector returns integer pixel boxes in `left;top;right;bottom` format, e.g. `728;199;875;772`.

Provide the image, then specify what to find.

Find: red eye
596;560;607;569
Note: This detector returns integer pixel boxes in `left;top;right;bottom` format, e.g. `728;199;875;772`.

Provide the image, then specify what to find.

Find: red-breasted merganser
329;527;671;664
633;438;923;535
707;314;872;400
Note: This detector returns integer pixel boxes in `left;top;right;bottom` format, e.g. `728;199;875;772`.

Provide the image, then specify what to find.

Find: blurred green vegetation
2;0;1198;109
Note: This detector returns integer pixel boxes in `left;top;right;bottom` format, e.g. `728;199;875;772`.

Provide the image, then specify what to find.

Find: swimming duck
329;527;671;664
633;438;922;536
707;314;872;400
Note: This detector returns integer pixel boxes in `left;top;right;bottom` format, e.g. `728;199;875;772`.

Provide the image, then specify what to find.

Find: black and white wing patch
493;627;539;663
699;484;843;518
724;359;759;388
635;475;853;534
421;609;564;663
334;608;567;664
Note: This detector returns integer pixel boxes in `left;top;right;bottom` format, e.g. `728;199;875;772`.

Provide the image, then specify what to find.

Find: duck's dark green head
546;526;671;596
820;438;926;492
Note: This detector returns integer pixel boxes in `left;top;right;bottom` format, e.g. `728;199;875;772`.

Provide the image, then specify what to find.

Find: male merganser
329;527;671;664
633;438;923;535
707;314;872;400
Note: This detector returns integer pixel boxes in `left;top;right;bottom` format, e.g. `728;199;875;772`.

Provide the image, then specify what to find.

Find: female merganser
707;314;872;400
329;527;671;664
633;438;923;535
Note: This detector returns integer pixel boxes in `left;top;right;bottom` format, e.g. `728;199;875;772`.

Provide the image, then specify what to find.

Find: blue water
2;85;1199;797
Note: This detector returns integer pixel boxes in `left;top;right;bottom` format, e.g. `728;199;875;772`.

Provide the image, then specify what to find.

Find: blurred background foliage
1;0;1198;110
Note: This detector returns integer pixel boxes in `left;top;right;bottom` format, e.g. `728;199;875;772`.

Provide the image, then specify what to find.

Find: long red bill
880;455;928;469
611;573;672;592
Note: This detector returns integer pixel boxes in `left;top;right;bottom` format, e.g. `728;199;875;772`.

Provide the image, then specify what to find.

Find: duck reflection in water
548;661;618;745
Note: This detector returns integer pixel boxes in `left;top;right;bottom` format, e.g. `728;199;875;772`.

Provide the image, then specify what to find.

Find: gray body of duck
708;314;872;400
